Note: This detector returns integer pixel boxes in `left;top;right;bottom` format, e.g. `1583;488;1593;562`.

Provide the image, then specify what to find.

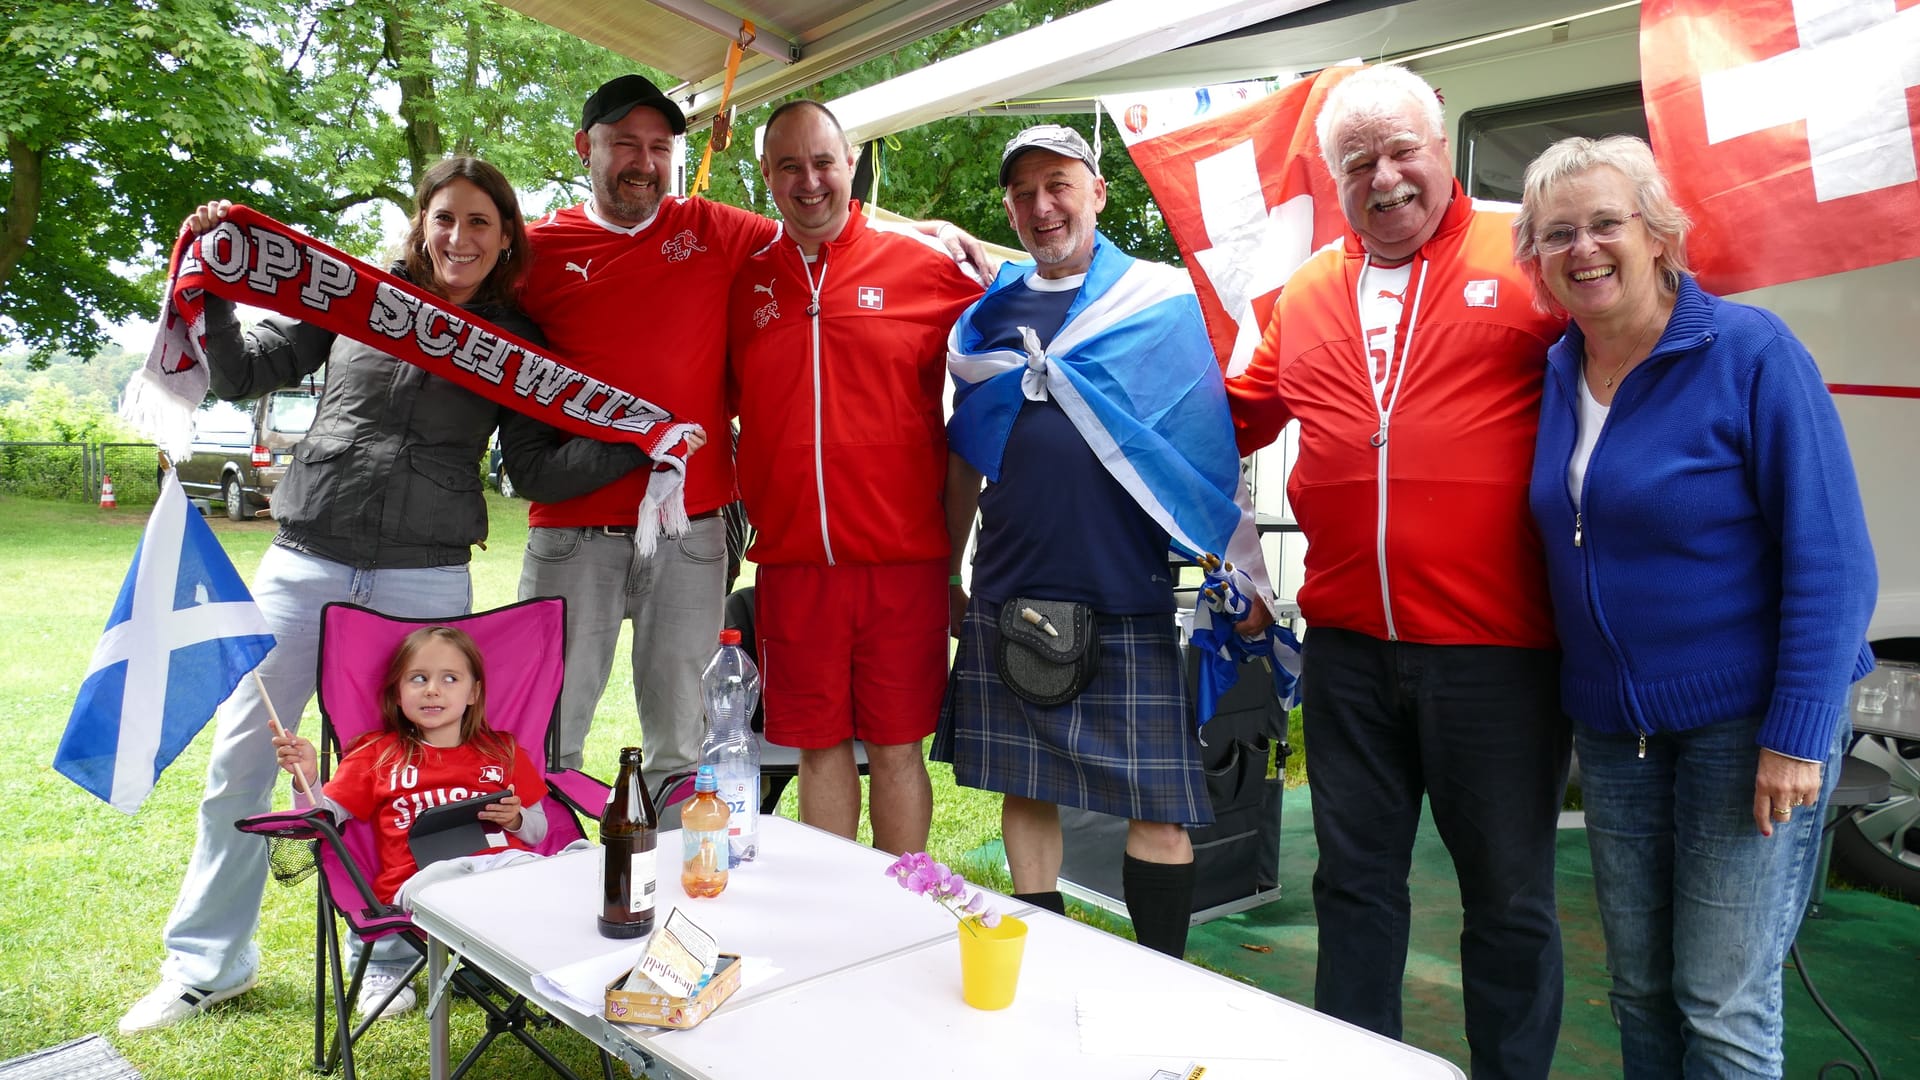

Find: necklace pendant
1604;375;1614;388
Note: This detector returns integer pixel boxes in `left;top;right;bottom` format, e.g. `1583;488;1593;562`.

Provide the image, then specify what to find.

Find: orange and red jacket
726;205;983;566
1227;185;1563;648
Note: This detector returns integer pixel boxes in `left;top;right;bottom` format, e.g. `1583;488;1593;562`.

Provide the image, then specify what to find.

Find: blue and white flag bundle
1190;558;1303;723
56;474;274;813
948;232;1278;727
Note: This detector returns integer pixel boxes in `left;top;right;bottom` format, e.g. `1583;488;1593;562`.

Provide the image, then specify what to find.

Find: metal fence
0;441;163;505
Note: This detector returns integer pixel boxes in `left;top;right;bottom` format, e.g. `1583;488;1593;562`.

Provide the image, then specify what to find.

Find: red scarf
126;205;699;550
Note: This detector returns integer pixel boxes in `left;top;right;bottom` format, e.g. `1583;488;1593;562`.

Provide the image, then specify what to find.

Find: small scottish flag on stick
56;473;274;812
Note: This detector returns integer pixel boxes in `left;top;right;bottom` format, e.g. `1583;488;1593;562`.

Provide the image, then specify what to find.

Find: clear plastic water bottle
700;628;761;865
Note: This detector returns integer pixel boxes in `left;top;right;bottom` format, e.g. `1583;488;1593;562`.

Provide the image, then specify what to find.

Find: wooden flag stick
256;671;313;796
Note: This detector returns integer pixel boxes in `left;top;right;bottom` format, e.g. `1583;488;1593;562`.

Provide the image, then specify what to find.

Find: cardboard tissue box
605;954;742;1028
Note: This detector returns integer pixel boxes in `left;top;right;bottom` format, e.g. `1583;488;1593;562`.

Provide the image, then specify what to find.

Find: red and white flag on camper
1641;0;1920;296
1104;67;1357;375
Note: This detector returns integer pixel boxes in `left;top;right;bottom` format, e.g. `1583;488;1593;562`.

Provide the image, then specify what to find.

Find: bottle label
683;825;728;878
717;777;755;832
630;852;656;916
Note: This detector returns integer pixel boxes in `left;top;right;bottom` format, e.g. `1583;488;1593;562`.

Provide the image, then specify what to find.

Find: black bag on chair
995;597;1098;706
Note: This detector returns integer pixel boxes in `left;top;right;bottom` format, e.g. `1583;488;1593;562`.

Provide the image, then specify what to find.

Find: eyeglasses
1535;212;1643;255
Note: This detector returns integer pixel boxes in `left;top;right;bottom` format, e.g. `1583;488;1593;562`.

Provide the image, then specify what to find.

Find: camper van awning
493;0;1010;130
824;0;1331;143
825;0;1640;139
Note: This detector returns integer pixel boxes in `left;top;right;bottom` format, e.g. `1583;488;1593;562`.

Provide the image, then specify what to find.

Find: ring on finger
1771;806;1792;817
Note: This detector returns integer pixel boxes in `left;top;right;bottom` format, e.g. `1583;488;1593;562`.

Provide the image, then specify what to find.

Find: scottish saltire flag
1189;561;1302;721
56;474;274;812
948;232;1286;725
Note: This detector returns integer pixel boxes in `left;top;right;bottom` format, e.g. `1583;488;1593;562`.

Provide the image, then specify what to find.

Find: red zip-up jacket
726;204;982;566
1227;186;1563;648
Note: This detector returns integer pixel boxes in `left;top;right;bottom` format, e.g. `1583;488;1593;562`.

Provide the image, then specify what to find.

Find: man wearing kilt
936;125;1274;958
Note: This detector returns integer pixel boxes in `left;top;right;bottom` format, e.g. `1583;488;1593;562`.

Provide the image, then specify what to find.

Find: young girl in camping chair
272;625;565;1014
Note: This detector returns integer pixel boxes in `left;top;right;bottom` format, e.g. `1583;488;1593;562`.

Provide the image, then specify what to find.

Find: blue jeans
1578;717;1848;1079
160;545;472;993
518;517;725;789
1302;627;1570;1080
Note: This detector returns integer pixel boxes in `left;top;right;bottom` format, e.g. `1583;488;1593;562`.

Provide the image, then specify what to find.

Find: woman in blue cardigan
1511;135;1876;1079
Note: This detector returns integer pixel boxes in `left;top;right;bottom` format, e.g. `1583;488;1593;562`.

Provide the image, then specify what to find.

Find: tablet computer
407;790;507;869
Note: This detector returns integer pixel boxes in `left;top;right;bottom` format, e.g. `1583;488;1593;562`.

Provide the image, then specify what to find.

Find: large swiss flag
1641;0;1920;295
1105;67;1356;375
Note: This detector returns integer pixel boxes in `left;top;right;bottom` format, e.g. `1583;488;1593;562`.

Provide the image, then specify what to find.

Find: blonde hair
1511;135;1693;315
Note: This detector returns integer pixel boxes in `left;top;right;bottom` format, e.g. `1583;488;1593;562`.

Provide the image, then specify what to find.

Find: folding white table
410;815;1463;1079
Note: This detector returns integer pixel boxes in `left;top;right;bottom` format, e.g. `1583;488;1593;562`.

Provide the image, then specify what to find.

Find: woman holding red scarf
120;158;635;1033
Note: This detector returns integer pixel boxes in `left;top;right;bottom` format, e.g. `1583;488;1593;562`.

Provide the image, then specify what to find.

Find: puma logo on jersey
565;260;592;282
753;281;775;298
662;230;707;262
1376;288;1405;305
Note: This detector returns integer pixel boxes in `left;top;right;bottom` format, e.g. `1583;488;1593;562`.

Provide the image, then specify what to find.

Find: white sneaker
118;975;258;1033
355;970;417;1022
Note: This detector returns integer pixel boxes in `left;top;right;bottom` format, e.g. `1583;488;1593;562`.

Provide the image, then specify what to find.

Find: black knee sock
1012;890;1067;916
1123;854;1195;958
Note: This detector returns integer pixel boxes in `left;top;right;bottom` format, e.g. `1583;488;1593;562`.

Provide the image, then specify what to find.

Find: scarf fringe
120;366;203;461
634;468;689;559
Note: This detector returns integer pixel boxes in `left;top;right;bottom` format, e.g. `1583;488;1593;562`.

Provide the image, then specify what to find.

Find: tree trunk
382;5;442;200
0;136;44;299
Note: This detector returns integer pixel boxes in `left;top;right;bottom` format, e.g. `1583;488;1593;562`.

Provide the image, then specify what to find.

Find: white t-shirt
1356;262;1414;398
1567;372;1609;508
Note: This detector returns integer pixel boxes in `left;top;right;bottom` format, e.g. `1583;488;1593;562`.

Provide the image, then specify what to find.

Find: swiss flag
1110;67;1356;375
1641;0;1920;295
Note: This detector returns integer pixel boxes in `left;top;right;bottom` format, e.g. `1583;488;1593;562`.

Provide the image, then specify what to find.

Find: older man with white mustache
1225;65;1573;1079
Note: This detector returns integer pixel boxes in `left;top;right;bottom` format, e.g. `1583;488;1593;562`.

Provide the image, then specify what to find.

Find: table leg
428;936;449;1080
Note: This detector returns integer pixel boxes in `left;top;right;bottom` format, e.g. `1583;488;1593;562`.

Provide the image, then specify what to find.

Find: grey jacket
203;281;635;568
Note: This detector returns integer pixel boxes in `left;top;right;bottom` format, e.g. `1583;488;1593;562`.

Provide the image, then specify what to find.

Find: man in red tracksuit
725;101;982;853
1226;65;1571;1079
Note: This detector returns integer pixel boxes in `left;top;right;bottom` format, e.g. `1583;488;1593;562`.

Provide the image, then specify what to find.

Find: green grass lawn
0;493;1015;1077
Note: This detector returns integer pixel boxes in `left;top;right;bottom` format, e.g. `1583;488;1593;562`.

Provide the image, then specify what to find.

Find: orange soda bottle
681;765;730;898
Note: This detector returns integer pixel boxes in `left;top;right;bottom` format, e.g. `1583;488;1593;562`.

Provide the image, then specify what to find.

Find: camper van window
1457;84;1647;202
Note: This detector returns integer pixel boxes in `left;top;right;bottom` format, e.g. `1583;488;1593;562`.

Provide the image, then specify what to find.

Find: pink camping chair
236;597;614;1080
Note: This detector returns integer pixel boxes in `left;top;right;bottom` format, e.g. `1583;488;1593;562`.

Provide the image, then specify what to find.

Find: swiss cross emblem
478;765;505;784
1462;280;1497;308
1643;0;1920;294
857;286;884;310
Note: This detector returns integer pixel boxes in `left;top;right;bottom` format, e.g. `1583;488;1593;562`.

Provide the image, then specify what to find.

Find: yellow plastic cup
956;915;1028;1010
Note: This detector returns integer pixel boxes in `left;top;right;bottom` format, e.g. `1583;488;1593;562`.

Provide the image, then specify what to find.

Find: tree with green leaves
0;0;645;365
0;0;317;364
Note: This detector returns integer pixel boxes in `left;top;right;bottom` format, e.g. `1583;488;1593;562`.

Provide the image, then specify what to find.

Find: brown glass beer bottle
599;746;658;938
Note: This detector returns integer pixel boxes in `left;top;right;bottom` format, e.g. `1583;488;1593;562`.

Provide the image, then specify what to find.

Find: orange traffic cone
100;473;117;510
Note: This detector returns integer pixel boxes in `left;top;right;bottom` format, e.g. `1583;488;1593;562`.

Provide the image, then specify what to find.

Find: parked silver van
173;382;320;520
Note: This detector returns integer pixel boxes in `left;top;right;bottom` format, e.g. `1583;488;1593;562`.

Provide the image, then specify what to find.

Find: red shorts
754;559;949;750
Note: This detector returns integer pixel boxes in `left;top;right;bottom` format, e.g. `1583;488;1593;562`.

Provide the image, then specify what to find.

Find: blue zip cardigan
1527;276;1875;761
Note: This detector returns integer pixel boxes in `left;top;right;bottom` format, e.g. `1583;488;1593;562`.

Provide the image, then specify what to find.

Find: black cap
581;74;687;136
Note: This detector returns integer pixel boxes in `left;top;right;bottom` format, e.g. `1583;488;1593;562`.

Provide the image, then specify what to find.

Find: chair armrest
234;806;332;841
546;768;611;822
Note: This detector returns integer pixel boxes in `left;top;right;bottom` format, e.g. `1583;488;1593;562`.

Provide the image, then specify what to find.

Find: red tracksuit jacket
725;205;982;566
1227;186;1563;648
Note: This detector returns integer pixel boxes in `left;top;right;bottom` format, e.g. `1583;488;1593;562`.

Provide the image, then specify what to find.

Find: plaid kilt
933;603;1212;825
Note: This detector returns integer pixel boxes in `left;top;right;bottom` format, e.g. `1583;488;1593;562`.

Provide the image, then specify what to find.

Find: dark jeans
1303;626;1571;1080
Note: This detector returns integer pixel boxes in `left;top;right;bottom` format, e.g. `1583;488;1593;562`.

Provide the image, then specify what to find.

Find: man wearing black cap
935;124;1273;959
500;74;783;793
